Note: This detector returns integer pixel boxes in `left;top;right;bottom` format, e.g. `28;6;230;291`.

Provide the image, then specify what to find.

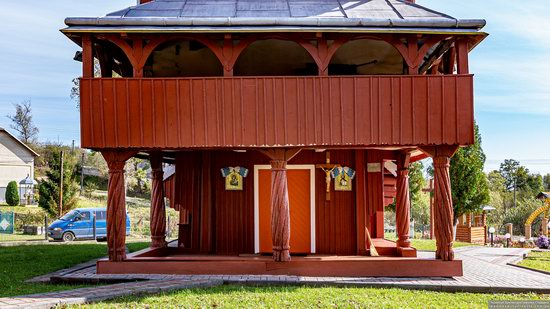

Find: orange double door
257;166;315;254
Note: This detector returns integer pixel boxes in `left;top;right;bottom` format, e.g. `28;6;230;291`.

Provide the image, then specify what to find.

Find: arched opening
234;39;317;76
329;39;404;75
144;39;224;77
94;40;133;77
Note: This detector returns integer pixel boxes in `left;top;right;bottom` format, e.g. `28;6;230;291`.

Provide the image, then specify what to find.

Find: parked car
48;208;130;242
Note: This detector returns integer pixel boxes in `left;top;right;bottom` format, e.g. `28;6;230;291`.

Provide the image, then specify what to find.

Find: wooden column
482;211;488;244
149;152;167;248
101;150;136;262
456;38;469;74
259;148;301;262
396;153;411;248
430;146;458;261
82;35;94;78
355;150;367;255
421;146;457;261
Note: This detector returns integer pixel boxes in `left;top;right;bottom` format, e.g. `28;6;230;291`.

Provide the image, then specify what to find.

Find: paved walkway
1;247;549;308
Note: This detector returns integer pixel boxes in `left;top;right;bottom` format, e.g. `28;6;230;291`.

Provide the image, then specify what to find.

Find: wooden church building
63;0;486;277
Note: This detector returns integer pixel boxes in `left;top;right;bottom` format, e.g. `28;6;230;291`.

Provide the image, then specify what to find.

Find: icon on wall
221;167;249;191
331;167;356;191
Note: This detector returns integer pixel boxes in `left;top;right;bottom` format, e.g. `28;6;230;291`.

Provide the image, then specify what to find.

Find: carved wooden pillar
421;146;457;261
149;152;167;248
396;153;411;248
259;148;301;262
101;150;136;262
270;158;291;262
433;153;455;261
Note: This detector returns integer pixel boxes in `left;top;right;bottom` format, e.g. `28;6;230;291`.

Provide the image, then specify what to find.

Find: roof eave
64;17;486;30
0;128;40;157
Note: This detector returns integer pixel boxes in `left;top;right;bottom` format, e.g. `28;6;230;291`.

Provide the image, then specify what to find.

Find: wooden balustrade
80;75;474;149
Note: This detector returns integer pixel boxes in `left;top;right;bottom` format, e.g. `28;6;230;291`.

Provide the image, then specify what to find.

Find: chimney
139;0;153;4
405;0;416;3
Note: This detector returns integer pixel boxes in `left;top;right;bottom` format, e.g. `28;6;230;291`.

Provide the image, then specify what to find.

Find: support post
59;151;64;216
82;35;94;78
433;152;456;261
456;38;470;74
525;224;531;240
396;153;411;248
422;146;458;261
542;218;549;237
149;152;167;248
102;150;136;262
259;148;301;262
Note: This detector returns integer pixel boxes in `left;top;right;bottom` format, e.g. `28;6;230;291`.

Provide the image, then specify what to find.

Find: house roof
0;127;40;157
64;0;486;33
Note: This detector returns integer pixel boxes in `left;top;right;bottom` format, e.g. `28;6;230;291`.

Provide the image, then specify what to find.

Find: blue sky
0;1;549;174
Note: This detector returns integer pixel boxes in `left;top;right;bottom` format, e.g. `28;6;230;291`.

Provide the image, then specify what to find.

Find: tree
499;159;530;209
487;170;506;193
71;61;102;109
449;123;490;222
6;100;39;145
544;173;550;191
38;150;79;217
409;161;430;229
5;181;19;206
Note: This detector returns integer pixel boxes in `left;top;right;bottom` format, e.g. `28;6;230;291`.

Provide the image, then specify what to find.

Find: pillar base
397;246;417;258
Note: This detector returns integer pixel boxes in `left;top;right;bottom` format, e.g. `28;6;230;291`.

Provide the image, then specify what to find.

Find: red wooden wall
169;149;389;255
80;75;474;149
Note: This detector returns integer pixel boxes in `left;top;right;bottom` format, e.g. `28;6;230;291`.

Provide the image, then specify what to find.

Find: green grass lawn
518;251;550;272
384;233;476;251
0;232;45;242
80;285;550;309
0;242;149;297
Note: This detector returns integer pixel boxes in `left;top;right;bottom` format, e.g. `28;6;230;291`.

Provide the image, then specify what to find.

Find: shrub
5;181;19;206
536;236;549;249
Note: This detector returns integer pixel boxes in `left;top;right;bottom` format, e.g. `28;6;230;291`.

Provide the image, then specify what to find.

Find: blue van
48;208;131;242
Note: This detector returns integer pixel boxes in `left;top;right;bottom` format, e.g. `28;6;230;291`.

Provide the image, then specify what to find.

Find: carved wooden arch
384;35;444;74
137;36;229;74
322;35;410;75
231;34;323;75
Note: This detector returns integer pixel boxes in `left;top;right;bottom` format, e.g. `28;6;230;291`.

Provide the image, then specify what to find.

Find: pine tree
449;123;490;221
38;151;79;217
5;181;20;206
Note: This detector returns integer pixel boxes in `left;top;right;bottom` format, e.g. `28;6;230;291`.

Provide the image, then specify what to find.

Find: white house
0;128;39;203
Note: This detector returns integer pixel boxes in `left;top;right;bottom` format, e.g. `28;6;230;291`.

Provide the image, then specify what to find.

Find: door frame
253;164;316;254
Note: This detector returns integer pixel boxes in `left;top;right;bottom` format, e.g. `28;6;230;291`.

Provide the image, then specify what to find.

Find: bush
536;236;549;249
5;181;19;206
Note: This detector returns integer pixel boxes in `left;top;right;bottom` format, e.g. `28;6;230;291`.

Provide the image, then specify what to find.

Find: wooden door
258;168;312;254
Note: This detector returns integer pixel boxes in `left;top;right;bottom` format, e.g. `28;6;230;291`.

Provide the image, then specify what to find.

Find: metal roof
0;127;40;157
64;0;486;32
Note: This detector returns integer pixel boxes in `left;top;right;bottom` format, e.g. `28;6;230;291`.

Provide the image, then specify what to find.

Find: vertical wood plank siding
80;75;474;149
171;149;360;255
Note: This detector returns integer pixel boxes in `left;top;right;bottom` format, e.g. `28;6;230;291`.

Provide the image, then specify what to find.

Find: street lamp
519;237;526;248
488;227;496;247
504;233;511;248
19;174;35;206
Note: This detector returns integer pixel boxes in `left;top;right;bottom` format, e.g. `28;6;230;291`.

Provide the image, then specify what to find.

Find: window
79;211;91;221
95;211;107;220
